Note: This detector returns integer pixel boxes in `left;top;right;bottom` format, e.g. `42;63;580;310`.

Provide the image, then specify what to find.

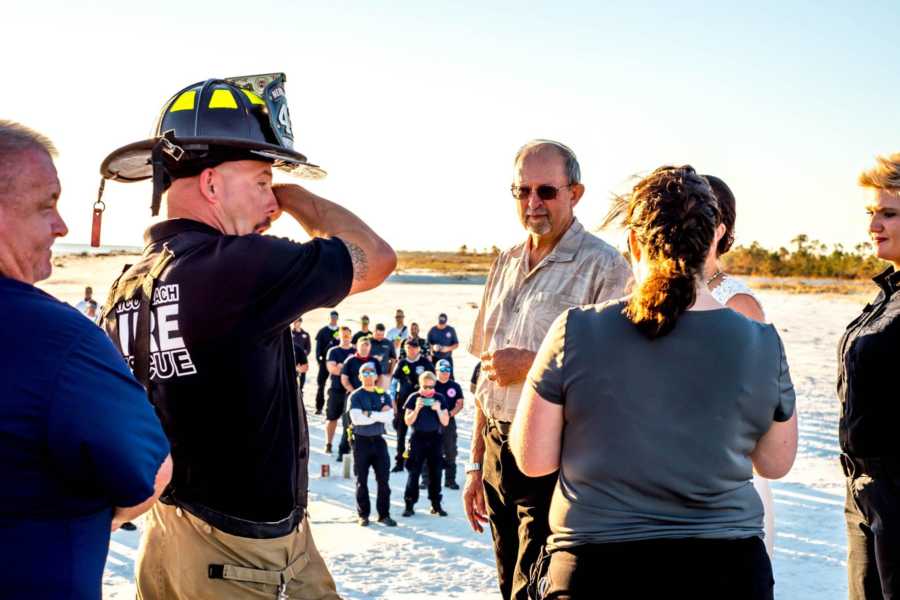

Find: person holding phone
402;371;451;517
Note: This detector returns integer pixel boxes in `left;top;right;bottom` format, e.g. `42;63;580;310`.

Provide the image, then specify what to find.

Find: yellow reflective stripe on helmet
169;90;196;112
208;89;238;109
241;89;265;105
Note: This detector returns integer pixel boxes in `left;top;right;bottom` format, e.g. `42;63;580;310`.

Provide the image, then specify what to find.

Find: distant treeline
401;235;887;280
721;235;886;279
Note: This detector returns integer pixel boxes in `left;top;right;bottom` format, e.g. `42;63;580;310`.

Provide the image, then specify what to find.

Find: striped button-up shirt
468;218;631;423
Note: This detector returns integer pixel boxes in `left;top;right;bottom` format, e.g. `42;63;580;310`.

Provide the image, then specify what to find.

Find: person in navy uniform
428;313;459;375
291;317;311;397
315;310;341;415
324;326;355;454
390;339;434;472
401;321;430;361
338;337;384;461
403;371;451;517
348;364;397;527
435;359;465;489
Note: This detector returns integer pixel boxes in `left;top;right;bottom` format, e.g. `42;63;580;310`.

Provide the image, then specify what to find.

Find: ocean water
53;242;142;256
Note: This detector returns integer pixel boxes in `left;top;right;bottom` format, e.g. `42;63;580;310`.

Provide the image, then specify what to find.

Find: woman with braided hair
510;166;798;599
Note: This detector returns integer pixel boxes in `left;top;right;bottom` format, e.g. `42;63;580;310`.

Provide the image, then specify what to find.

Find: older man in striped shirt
463;140;631;600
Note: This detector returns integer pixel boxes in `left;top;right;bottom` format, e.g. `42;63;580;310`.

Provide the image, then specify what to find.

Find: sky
4;1;900;252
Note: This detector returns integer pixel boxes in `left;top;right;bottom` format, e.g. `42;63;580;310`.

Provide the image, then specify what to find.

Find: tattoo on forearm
344;240;369;282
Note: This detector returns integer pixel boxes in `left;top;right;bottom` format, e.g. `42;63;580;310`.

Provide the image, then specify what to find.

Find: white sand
41;264;866;599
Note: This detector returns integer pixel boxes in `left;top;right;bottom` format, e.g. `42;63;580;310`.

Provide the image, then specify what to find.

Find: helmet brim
100;137;327;182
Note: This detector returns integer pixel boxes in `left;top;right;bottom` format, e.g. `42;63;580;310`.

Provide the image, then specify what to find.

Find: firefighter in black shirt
390;339;433;471
97;73;395;599
291;317;311;396
314;310;340;415
434;359;464;489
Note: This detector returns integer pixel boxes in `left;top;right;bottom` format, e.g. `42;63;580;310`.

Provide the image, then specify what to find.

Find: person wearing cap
338;337;384;461
291;317;311;396
387;308;409;350
464;140;631;600
98;74;396;599
348;364;397;527
315;310;341;415
402;371;452;518
352;315;372;344
400;321;430;361
325;326;355;454
435;359;465;489
428;313;459;375
390;338;434;472
369;323;397;389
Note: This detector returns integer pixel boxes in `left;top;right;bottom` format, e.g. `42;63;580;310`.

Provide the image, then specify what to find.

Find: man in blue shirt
0;120;171;598
428;313;459;376
348;365;397;527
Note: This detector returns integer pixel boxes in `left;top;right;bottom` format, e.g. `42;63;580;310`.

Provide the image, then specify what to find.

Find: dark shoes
324;443;332;454
336;453;343;462
120;521;138;531
402;504;415;517
430;505;448;517
314;409;323;415
445;481;459;490
378;516;398;527
391;462;404;473
358;517;369;527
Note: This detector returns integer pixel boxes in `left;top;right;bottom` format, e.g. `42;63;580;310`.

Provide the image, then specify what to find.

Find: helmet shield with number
100;73;325;215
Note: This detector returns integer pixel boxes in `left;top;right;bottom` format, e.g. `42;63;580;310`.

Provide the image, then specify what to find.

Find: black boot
402;503;415;517
430;504;448;517
391;459;404;473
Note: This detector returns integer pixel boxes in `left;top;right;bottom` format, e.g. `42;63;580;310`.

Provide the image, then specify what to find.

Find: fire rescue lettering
115;283;197;379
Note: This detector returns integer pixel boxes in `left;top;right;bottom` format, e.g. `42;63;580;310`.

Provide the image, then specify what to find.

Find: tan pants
136;502;341;600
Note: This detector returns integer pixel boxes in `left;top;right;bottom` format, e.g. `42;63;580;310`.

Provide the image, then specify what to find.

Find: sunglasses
361;370;377;377
422;385;435;390
510;184;572;201
437;368;452;373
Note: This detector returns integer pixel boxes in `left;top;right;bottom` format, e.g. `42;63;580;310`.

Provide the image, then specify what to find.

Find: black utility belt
162;495;304;539
840;453;900;479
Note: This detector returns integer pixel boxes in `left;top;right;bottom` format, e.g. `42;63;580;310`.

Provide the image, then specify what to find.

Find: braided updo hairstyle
617;165;720;339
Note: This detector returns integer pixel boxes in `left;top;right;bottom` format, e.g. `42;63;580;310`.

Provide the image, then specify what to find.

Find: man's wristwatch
465;462;482;473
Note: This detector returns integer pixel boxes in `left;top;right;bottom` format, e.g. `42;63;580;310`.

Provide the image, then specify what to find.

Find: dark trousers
404;430;443;507
483;421;557;600
394;415;408;464
338;411;352;457
846;472;900;599
315;360;328;413
353;435;391;519
442;417;458;484
537;537;772;599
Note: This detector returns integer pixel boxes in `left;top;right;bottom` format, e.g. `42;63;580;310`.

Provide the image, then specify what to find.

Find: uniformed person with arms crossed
464;140;631;600
98;74;396;600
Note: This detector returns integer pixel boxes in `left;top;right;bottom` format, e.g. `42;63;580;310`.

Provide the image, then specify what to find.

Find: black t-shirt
326;345;356;390
315;325;339;362
295;328;311;356
102;219;353;523
427;325;458;361
392;356;434;400
368;337;396;374
471;362;481;387
341;354;383;390
404;391;452;433
291;330;308;367
435;379;463;414
352;330;373;344
400;336;430;360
